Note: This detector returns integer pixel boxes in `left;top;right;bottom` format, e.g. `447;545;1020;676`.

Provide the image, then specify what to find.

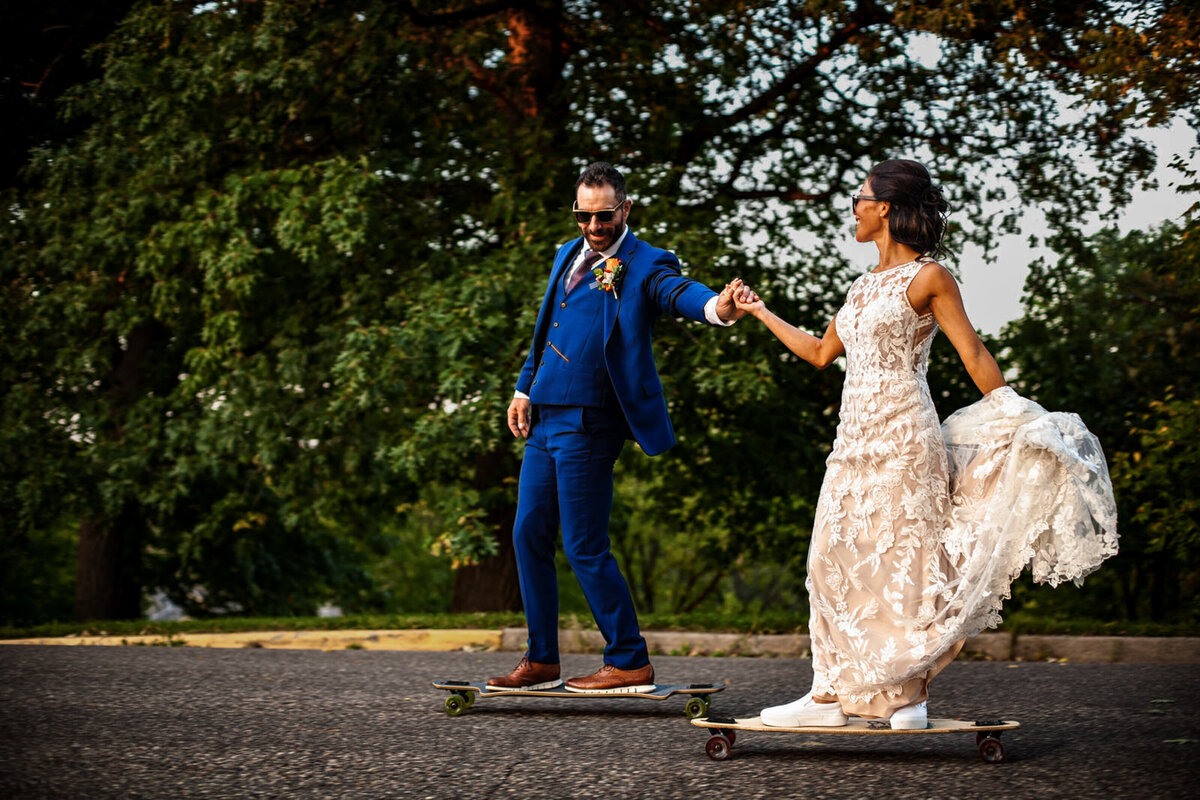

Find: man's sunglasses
572;201;624;224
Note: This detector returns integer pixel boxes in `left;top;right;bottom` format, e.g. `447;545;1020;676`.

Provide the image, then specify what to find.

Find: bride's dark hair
866;160;951;260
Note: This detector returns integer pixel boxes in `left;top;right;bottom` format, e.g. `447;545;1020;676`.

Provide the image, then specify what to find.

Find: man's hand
716;278;749;323
733;281;765;318
507;396;532;438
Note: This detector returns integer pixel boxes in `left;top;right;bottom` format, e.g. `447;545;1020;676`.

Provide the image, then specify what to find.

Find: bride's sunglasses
851;193;881;211
572;201;624;224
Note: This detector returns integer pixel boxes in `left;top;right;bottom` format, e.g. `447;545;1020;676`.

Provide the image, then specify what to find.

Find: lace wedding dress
806;259;1118;717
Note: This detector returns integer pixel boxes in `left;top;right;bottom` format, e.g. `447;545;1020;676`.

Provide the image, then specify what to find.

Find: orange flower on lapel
591;257;625;298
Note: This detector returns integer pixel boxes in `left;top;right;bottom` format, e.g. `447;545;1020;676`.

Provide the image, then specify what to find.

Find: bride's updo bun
866;160;951;259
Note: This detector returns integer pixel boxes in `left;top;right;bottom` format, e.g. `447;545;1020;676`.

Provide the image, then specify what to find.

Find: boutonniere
590;257;625;298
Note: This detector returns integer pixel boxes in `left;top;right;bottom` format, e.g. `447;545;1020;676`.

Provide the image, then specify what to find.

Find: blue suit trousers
513;404;649;669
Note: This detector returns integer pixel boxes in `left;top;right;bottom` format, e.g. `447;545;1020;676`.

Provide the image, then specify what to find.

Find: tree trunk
445;6;567;614
503;4;564;120
73;513;142;621
72;321;163;622
450;450;523;612
448;518;522;612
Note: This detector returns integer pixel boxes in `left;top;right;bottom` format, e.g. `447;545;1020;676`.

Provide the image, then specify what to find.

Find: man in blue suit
489;162;746;693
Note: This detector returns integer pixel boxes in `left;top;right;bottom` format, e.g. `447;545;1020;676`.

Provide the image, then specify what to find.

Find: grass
2;610;1196;640
995;612;1199;637
0;612;526;641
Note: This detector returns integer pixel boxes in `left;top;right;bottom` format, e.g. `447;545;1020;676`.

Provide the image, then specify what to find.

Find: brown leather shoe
565;663;655;693
486;656;562;690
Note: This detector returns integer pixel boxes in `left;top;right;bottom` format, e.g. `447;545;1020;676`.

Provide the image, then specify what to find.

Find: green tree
1001;221;1200;622
1111;395;1200;621
2;1;1196;623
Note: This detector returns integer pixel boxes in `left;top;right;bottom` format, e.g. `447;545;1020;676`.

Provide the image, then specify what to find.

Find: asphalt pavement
1;646;1197;799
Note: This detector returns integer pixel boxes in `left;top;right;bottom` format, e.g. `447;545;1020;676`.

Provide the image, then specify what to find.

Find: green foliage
1110;395;1200;616
363;501;454;613
2;1;1196;622
0;521;77;626
1001;221;1200;622
3;1;437;619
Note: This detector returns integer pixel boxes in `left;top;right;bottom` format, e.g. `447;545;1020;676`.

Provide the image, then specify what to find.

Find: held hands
716;278;764;322
715;279;750;323
729;279;765;318
507;396;531;438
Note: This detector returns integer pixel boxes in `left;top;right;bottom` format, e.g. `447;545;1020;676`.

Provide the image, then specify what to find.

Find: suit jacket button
553;322;559;327
560;301;567;308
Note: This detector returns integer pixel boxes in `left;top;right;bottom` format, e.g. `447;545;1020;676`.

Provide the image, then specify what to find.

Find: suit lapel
551;238;585;291
617;228;639;266
603;229;640;341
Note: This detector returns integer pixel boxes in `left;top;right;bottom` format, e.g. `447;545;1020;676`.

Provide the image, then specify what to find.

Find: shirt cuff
513;390;531;400
705;295;736;326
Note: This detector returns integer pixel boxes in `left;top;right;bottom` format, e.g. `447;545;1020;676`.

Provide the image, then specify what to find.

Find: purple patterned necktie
566;250;604;294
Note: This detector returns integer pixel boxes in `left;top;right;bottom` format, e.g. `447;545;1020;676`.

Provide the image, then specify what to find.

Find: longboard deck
693;716;1019;762
434;680;725;699
434;680;726;718
692;715;1018;735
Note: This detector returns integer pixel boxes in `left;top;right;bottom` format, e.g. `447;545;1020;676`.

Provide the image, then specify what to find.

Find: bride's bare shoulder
912;261;959;293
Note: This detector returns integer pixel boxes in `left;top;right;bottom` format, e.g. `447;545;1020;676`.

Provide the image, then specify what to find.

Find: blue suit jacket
516;229;719;456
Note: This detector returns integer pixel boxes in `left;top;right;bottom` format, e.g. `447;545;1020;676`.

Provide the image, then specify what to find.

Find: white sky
939;119;1196;335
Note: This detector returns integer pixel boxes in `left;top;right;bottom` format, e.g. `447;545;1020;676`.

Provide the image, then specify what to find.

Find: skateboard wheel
684;697;708;719
705;734;732;761
458;691;476;708
444;695;468;716
977;736;1005;763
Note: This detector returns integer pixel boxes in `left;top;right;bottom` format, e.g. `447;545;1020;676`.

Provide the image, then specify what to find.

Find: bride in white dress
730;160;1118;729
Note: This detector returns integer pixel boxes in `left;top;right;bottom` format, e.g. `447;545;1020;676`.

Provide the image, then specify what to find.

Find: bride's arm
912;263;1005;394
733;282;844;369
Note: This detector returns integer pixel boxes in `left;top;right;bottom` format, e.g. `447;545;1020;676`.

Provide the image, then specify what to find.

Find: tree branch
721;20;872;132
725;188;829;202
672;1;889;185
680;567;727;614
399;0;532;27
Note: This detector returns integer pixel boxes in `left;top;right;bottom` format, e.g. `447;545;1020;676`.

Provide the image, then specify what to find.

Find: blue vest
528;270;617;408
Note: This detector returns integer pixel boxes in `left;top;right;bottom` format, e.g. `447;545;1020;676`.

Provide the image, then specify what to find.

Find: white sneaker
890;700;928;730
760;692;848;727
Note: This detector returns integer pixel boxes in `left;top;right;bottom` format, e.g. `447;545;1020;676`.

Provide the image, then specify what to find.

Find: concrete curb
502;628;1200;664
0;629;503;652
2;628;1198;663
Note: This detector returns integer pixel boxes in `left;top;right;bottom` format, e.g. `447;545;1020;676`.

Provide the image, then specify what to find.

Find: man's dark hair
575;162;626;201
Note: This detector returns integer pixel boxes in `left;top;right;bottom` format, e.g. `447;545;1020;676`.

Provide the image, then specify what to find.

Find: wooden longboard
692;715;1019;762
433;680;725;718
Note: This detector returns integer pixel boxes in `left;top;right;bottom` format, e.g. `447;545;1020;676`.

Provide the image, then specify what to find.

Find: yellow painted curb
0;628;502;652
5;630;1197;662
